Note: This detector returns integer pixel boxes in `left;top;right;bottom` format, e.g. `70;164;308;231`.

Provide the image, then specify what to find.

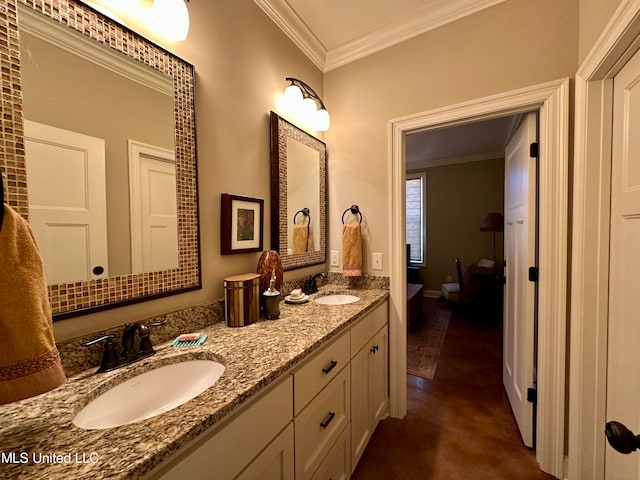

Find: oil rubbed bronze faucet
82;319;167;373
303;273;327;295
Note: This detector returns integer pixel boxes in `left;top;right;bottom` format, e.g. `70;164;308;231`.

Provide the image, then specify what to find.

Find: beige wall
53;0;325;340
410;159;504;293
324;0;578;278
48;0;630;340
578;0;624;63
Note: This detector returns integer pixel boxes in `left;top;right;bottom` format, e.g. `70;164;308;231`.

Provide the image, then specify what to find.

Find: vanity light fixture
283;77;331;131
151;0;190;41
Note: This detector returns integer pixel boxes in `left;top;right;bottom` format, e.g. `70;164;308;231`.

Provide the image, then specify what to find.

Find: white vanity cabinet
145;376;294;480
349;301;389;472
145;298;389;480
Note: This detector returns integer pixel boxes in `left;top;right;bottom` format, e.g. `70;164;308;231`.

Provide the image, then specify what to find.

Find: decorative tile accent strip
1;0;200;317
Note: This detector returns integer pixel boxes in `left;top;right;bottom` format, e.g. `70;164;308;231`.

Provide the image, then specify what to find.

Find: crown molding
253;0;327;71
254;0;505;72
325;0;506;71
407;150;504;171
18;4;173;96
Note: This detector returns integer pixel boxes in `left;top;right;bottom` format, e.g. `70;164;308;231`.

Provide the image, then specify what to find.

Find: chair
440;258;474;305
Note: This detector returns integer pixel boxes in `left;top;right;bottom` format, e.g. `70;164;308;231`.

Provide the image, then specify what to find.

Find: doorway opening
387;79;569;478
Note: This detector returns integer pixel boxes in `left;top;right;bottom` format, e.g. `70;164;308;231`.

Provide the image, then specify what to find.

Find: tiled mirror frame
270;112;327;271
0;0;201;319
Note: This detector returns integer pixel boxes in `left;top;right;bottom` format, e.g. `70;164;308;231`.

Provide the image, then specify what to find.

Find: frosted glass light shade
284;84;302;112
315;108;330;131
301;97;318;124
151;0;189;41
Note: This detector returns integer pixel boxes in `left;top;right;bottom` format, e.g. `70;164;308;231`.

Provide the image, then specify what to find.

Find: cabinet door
350;325;389;472
235;423;294;480
350;345;370;470
369;325;389;425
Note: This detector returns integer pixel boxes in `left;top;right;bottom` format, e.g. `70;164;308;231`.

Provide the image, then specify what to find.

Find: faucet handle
138;318;166;355
81;334;120;373
146;318;167;328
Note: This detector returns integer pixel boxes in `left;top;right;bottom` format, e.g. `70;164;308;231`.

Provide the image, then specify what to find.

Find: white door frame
569;1;640;478
388;78;569;478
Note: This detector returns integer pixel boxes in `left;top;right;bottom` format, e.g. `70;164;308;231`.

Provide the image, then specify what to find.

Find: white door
128;140;178;273
503;112;537;447
605;45;640;478
24;120;108;284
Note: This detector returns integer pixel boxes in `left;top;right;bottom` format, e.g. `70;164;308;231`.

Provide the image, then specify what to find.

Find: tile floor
351;299;556;480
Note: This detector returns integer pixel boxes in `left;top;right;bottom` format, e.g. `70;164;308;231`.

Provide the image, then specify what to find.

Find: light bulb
151;0;189;41
315;108;330;131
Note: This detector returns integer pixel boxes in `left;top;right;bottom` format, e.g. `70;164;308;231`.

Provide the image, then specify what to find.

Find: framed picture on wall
221;193;264;255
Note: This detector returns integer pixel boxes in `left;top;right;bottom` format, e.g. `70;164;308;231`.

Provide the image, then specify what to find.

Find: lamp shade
151;0;189;41
480;212;503;232
315;108;330;131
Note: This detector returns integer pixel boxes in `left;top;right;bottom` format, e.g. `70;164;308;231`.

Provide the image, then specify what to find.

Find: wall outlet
330;250;340;267
372;252;383;270
446;275;453;282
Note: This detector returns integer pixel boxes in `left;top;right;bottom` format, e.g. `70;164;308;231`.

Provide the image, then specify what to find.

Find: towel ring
341;205;362;224
293;207;311;226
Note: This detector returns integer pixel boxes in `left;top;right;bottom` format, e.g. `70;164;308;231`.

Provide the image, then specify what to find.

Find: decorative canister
224;273;260;327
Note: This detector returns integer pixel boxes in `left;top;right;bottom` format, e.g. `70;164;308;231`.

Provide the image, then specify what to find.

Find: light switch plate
372;252;383;270
330;250;339;266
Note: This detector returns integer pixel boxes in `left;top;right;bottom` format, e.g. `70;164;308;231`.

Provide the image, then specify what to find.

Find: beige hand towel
293;224;314;253
342;223;363;276
0;204;66;404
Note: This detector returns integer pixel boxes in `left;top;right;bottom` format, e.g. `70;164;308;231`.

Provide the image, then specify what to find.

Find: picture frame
221;193;264;255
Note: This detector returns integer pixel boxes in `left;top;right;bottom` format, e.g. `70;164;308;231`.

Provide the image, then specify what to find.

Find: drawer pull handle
322;360;338;374
370;345;379;354
320;411;336;429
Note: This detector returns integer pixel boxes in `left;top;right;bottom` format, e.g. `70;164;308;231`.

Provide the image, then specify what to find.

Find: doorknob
605;421;640;454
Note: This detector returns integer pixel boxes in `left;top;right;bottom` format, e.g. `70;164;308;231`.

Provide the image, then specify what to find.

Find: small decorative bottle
263;271;280;320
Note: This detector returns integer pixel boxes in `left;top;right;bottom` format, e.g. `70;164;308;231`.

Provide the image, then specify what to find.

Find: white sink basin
73;359;225;430
314;294;360;305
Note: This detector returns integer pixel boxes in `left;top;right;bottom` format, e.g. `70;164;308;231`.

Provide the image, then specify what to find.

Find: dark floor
351;299;556;480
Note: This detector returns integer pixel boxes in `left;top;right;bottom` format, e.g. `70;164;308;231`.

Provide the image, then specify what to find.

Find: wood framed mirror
270;112;326;270
0;0;200;320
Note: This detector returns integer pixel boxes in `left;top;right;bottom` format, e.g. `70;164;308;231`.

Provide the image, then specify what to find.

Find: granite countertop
0;285;388;480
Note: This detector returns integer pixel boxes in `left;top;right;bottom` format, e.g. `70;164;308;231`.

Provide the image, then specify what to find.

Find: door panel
503;112;537;447
606;45;640;478
24;120;108;284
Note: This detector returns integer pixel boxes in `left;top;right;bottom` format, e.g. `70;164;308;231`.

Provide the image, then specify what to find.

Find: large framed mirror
0;0;200;319
270;112;326;270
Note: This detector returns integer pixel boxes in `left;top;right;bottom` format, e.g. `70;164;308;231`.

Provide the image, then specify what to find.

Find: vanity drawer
350;300;388;357
295;365;350;480
310;423;350;480
294;331;350;415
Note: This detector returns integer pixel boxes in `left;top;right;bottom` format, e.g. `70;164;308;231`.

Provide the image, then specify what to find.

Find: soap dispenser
263;271;280;320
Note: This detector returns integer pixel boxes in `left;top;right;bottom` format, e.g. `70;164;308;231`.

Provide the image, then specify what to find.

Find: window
406;172;426;265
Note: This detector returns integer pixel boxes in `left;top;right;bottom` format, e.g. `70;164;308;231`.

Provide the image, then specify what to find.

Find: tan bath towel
0;204;66;405
293;224;314;253
342;223;362;276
